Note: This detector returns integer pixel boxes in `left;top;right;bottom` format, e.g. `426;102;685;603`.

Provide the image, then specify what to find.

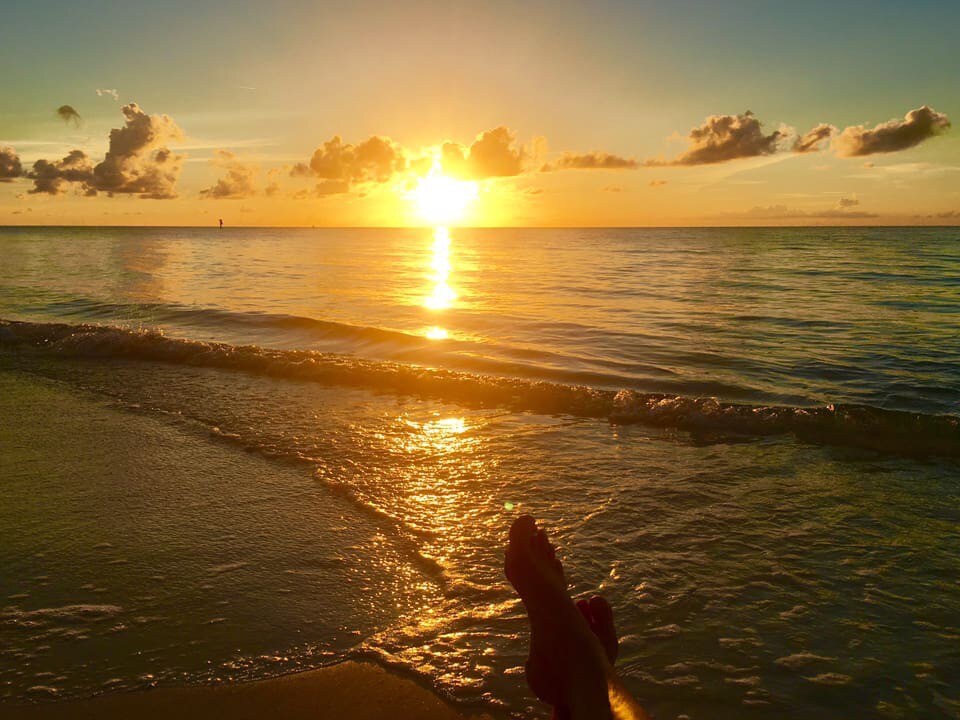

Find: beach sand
2;661;497;720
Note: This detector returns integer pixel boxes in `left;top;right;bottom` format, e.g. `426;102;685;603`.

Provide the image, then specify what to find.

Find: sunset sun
409;166;478;226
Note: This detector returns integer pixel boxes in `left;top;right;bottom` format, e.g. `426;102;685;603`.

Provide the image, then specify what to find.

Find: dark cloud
441;127;526;179
28;150;95;195
27;103;184;199
299;135;406;189
603;185;623;193
200;150;258;199
649;179;668;187
837;195;859;208
0;147;22;182
834;106;950;157
793;123;834;153
646;111;783;166
541;151;638;172
57;105;82;127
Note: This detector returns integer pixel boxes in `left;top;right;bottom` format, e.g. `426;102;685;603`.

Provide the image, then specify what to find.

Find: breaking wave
2;319;958;458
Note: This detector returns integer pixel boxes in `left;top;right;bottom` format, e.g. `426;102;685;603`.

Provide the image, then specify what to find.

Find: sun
409;164;478;226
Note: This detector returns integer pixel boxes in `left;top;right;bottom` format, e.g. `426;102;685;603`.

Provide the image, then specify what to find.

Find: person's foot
505;515;613;718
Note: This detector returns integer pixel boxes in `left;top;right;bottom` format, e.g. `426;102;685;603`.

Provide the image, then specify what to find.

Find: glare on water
423;226;457;340
424;227;456;311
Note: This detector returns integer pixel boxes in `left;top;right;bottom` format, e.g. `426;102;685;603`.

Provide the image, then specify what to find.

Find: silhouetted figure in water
506;515;651;720
219;218;223;229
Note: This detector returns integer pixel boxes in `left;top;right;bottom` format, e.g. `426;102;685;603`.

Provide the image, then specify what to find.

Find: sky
1;0;958;227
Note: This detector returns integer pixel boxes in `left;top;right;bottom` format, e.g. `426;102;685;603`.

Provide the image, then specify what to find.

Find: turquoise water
1;226;958;717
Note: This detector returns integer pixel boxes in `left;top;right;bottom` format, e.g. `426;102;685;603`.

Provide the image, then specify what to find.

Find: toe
510;515;538;545
588;595;614;629
534;529;549;555
587;595;618;663
576;598;593;623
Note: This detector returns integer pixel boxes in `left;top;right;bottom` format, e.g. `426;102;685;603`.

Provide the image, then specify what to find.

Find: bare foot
504;516;613;719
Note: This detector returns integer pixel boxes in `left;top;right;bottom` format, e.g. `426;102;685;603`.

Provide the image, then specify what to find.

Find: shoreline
1;661;501;720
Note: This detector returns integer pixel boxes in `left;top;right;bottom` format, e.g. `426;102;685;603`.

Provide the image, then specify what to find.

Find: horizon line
1;223;959;230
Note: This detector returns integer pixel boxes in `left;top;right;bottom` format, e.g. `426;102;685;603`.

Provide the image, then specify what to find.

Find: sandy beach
2;661;497;720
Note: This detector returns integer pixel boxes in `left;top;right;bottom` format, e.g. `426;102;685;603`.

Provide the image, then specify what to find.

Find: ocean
1;226;958;718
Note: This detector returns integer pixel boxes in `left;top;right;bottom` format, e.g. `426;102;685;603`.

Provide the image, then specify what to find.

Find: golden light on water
424;226;456;311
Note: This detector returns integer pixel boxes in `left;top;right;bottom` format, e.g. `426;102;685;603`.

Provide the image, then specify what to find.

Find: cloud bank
29;150;95;195
834;105;950;157
441;127;526;179
26;103;185;198
646;111;783;166
541;151;638;171
0;147;22;182
290;135;407;194
740;204;877;220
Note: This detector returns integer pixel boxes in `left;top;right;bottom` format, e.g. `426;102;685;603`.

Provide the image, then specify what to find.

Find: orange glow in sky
409;164;479;227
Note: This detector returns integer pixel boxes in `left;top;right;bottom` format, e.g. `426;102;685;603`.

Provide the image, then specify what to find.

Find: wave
21;298;684;391
2;319;958;458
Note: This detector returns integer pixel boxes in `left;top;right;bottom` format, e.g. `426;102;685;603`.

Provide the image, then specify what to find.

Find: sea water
1;226;958;718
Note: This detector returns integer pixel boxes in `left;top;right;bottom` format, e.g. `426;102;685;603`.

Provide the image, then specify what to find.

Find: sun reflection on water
423;226;456;340
424;226;456;311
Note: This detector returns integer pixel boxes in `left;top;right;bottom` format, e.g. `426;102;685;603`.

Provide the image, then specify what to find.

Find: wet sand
2;661;496;720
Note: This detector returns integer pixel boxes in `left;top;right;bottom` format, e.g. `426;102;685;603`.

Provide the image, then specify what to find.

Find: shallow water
1;227;958;717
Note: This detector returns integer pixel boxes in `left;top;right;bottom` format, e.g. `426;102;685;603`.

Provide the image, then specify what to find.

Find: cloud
441;126;526;179
96;89;119;101
0;147;23;182
646;111;783;166
28;150;95;195
739;204;877;220
310;135;406;182
293;135;406;193
289;162;312;178
200;150;258;199
793;123;834;153
837;195;859;208
834;105;950;157
57;105;82;127
541;151;638;172
649;179;668;187
27;103;185;199
89;103;184;198
929;210;959;219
